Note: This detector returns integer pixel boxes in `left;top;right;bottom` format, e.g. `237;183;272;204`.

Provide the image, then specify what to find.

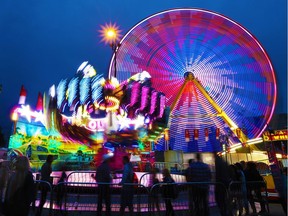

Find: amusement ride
8;8;277;170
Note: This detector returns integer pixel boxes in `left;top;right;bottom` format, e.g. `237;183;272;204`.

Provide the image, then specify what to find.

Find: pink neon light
158;95;166;118
150;91;157;115
140;86;149;110
130;82;140;106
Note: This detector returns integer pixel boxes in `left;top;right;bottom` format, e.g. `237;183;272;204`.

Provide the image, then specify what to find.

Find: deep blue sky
0;0;287;139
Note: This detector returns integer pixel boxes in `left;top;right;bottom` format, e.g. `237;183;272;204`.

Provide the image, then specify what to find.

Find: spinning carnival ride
9;9;277;166
109;9;277;152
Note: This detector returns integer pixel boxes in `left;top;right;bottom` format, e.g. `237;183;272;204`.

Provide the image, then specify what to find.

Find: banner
216;128;220;140
194;129;199;140
204;128;209;142
185;129;190;142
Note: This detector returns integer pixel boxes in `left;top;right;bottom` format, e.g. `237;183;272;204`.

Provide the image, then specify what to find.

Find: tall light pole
99;23;121;79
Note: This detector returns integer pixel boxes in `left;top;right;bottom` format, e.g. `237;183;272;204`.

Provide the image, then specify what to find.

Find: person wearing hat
95;154;112;216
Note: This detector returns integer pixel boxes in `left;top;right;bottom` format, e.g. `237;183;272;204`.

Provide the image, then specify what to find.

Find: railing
228;180;270;214
153;162;183;173
51;182;149;216
33;180;53;216
28;173;270;216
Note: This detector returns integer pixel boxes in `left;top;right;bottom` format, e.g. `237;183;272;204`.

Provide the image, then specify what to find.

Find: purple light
130;82;140;106
140;86;149;110
158;94;166;118
150;91;157;115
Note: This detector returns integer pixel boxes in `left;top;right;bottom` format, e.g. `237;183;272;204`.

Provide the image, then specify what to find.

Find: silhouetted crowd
0;153;287;216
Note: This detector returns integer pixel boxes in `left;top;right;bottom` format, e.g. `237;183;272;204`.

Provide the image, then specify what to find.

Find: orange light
11;111;18;121
99;23;121;44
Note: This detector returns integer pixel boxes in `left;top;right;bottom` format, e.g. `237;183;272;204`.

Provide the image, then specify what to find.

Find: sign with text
263;130;288;141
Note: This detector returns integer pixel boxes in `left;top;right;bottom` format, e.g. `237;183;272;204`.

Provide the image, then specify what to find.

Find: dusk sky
0;0;287;139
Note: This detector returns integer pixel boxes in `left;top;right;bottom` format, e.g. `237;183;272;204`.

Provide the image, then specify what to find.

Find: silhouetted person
56;165;67;209
214;153;232;216
95;154;112;216
244;161;266;214
4;156;34;216
149;168;160;215
162;168;175;216
185;158;195;215
189;153;211;216
234;163;249;215
280;167;287;214
0;161;9;213
36;155;53;216
119;156;134;216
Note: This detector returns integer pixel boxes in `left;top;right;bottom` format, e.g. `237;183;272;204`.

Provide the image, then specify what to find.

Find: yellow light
11;112;18;121
107;29;116;38
99;23;121;44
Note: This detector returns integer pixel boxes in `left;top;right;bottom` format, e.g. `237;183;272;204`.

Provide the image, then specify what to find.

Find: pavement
29;202;286;216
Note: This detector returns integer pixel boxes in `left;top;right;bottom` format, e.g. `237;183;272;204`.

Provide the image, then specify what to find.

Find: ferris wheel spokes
169;71;249;145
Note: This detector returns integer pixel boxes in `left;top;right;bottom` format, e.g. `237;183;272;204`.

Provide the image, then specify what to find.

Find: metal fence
228;180;270;215
28;177;270;216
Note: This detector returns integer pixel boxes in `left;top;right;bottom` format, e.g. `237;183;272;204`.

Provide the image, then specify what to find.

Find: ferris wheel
109;8;277;152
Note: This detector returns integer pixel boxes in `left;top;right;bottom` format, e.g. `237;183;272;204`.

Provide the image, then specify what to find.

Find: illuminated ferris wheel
109;9;277;152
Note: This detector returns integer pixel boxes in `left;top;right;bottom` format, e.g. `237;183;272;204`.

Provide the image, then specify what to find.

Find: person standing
149;168;160;215
185;159;195;215
244;161;267;214
280;167;287;214
162;168;175;216
36;154;53;216
0;162;9;213
189;153;212;216
119;156;134;216
95;154;112;216
234;163;249;215
4;156;35;216
214;152;232;216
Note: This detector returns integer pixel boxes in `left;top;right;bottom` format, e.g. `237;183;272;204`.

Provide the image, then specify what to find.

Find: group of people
183;153;270;216
92;154;136;216
0;155;59;216
0;152;286;216
185;153;212;216
148;167;178;216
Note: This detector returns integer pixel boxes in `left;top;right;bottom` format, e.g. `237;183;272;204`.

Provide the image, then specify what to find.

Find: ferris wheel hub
184;71;195;81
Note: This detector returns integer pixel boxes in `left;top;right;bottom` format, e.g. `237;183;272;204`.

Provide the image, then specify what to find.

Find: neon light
80;77;90;104
68;77;79;107
87;118;106;131
18;105;32;122
157;94;165;118
128;71;152;83
57;79;68;109
130;82;140;106
11;111;18;121
109;8;277;152
140;86;149;110
150;91;157;115
33;111;44;124
49;85;56;98
77;61;89;72
105;96;120;111
91;75;104;104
